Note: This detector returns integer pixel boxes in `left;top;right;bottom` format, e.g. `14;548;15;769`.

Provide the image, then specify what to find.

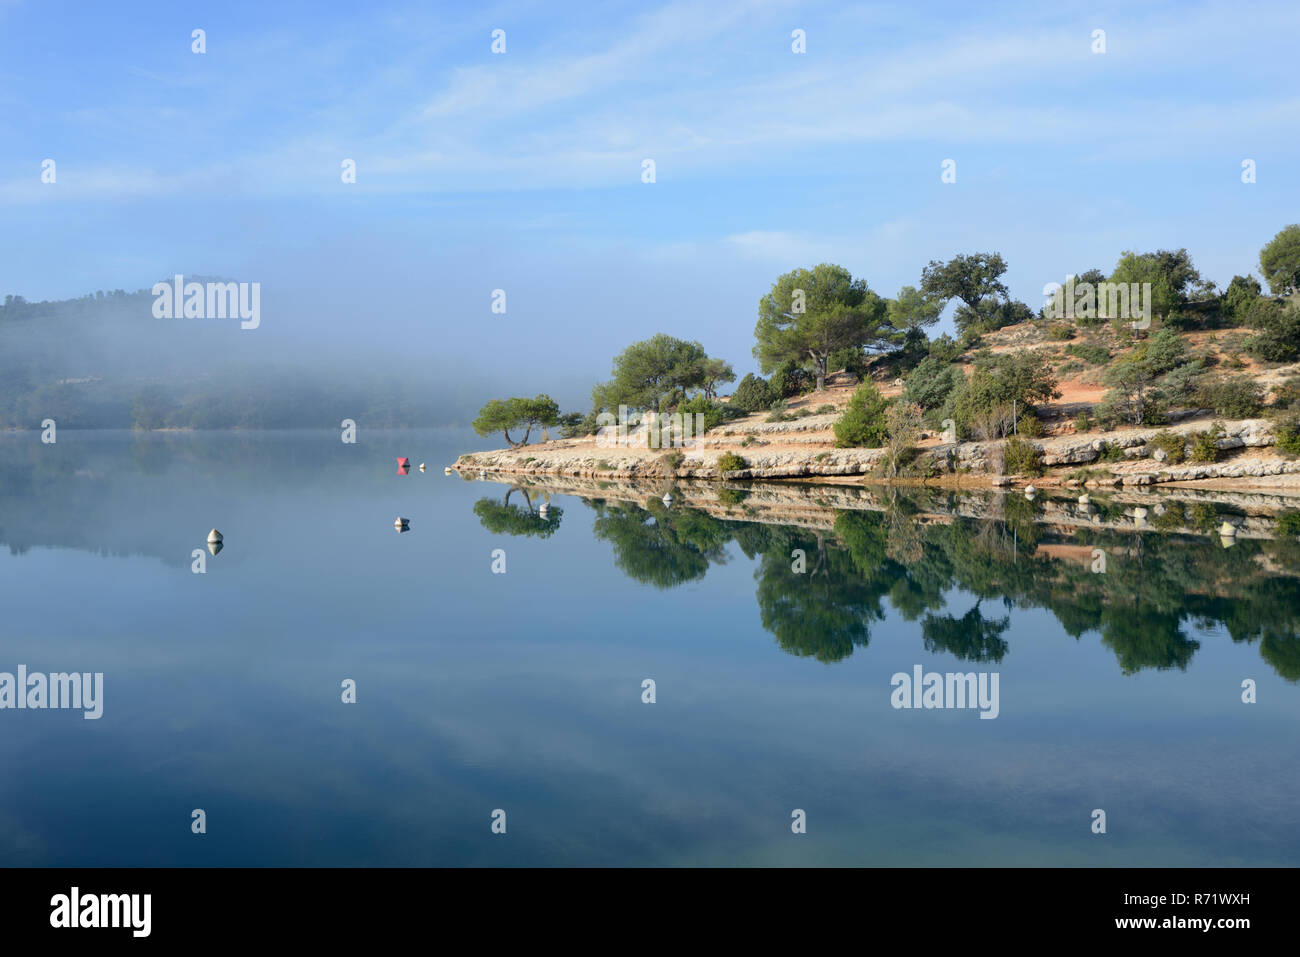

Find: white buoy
1219;521;1237;537
394;517;410;530
538;503;549;519
207;529;223;544
479;469;487;479
662;493;673;506
418;462;426;472
1078;494;1090;505
1023;485;1036;500
444;467;453;475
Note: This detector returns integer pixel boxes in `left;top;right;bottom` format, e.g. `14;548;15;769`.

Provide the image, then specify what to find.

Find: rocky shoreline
453;415;1300;494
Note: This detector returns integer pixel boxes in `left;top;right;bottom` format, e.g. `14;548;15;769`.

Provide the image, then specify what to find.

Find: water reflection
501;485;1300;680
473;486;563;538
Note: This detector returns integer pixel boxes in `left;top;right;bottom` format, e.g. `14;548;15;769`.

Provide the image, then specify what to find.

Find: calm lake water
1;429;1297;866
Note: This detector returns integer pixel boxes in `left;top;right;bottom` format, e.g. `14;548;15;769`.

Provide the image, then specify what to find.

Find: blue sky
2;0;1298;405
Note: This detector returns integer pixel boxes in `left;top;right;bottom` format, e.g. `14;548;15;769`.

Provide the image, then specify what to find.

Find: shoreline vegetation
459;231;1300;499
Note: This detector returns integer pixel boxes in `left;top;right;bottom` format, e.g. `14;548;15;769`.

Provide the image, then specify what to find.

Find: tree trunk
813;353;827;391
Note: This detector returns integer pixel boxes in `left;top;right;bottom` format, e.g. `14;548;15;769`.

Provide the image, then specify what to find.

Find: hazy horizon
3;0;1299;416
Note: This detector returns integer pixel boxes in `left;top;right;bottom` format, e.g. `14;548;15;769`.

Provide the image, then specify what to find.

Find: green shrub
729;374;777;413
815;404;837;414
771;360;812;398
676;394;733;432
1066;342;1110;365
833;382;890;448
1047;322;1075;341
926;333;965;364
1016;413;1043;438
1273;410;1300;455
716;452;747;473
559;411;598;438
1003;437;1043;476
1143;328;1190;375
1093;394;1127;430
1196;374;1264;418
1161;359;1206;406
1189;424;1224;463
1073;410;1094;432
1272;376;1300;409
1057;360;1085;378
1147;431;1186;464
902;355;963;413
945;350;1060;439
1245;300;1300;362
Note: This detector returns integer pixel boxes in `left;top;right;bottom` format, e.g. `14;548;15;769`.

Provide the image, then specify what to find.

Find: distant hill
0;284;479;429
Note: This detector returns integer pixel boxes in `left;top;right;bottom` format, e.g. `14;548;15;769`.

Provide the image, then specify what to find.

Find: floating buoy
207;529;223;544
538;503;549;519
207;541;223;556
1219;521;1237;538
394;517;410;532
418;462;426;472
662;493;673;506
397;457;409;468
479;469;487;479
1078;494;1090;506
1133;507;1149;523
444;467;453;475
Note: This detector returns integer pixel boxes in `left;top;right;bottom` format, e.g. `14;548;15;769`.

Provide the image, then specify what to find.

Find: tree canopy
753;263;889;391
1108;248;1202;320
592;334;712;413
919;252;1012;334
1259;224;1300;296
471;394;561;447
